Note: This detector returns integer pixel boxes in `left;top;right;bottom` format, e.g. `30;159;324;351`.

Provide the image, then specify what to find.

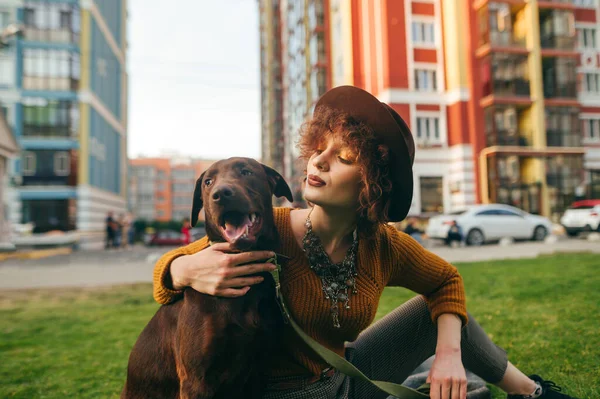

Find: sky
126;0;261;160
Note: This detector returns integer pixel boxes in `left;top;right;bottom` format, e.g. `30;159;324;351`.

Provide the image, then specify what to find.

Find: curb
0;247;73;262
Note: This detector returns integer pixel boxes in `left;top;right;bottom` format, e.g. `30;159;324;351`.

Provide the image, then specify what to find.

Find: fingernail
269;251;276;257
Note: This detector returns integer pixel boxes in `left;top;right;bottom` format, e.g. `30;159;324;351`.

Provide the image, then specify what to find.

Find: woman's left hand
426;349;467;399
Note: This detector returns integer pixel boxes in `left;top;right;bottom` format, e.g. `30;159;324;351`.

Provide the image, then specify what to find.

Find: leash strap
268;255;430;398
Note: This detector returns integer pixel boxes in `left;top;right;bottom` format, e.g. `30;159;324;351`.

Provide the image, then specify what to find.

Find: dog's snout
212;185;235;202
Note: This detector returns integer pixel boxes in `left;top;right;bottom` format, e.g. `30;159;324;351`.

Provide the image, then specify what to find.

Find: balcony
540;34;576;50
547;129;581;146
544;83;577;98
545;106;581;146
23;124;74;139
542;58;577;99
489;31;526;47
539;9;576;50
484;105;531;147
481;53;531;99
23;27;78;44
477;3;527;52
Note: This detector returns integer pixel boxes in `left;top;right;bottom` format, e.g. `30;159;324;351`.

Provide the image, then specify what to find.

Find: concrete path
1;239;599;290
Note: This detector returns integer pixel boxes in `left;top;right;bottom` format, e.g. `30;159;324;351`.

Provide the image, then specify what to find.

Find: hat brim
315;86;413;222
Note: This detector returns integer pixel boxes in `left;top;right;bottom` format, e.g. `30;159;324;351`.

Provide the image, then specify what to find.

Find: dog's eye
241;169;253;176
204;178;213;186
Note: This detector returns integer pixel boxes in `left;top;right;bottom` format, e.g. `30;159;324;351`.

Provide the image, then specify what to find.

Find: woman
151;86;577;399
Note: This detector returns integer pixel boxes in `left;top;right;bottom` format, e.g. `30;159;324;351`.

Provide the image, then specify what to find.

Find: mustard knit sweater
153;207;467;378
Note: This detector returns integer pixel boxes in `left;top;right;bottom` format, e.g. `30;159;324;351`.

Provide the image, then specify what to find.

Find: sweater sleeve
384;226;468;325
152;236;211;305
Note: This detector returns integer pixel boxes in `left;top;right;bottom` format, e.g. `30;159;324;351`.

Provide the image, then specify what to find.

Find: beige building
0;110;18;251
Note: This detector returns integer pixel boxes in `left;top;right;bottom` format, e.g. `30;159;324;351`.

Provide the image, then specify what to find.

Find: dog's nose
212;186;235;202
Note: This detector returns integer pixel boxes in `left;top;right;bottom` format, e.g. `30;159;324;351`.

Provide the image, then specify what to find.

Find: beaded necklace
301;209;359;328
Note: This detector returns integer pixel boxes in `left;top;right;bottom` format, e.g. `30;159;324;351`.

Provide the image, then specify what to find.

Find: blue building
0;0;128;249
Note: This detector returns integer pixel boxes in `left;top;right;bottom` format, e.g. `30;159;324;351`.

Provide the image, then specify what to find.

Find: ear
191;171;206;227
262;164;293;203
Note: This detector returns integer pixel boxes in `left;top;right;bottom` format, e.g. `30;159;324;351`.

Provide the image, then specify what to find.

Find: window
22;1;80;39
412;21;435;45
496;209;522;217
54;151;70;176
23;49;80;91
476;210;500;216
22;151;36;176
414;69;437;91
23;99;78;138
420;176;443;213
573;0;595;7
21;199;75;233
0;11;9;29
583;73;600;93
582;118;600;141
577;27;596;48
416;116;441;144
0;55;12;86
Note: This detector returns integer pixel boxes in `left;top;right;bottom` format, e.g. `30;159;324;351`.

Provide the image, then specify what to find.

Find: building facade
259;0;331;202
129;157;215;223
0;0;128;248
0;108;18;250
260;0;600;220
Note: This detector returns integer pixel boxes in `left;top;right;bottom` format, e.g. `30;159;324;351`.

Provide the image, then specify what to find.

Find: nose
212;185;235;202
312;153;329;172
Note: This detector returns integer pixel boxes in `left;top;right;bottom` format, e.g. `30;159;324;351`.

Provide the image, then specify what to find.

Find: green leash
268;254;430;398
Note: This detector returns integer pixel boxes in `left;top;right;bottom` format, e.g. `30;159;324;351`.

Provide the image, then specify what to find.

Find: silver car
425;204;552;246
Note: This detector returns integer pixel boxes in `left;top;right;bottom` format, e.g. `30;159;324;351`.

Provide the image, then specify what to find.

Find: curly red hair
297;106;393;233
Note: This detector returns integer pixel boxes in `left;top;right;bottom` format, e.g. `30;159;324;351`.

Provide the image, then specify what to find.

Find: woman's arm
427;313;467;399
152;237;279;304
385;225;468;325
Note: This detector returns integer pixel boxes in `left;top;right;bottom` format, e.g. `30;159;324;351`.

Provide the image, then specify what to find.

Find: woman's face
304;135;363;211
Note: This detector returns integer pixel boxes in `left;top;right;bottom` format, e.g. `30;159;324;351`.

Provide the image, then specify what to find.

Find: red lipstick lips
307;174;325;187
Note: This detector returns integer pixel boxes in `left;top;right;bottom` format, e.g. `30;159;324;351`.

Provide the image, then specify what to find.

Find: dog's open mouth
219;211;263;247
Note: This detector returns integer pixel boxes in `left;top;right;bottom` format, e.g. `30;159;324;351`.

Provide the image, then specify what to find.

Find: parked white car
560;200;600;236
425;204;553;246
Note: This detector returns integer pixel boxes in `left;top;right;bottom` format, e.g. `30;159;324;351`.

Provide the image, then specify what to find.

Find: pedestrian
403;217;423;244
127;213;136;247
119;213;132;249
445;220;463;248
105;211;115;250
181;217;192;246
150;86;578;399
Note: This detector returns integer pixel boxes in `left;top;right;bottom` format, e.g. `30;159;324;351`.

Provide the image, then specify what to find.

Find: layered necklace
302;209;359;328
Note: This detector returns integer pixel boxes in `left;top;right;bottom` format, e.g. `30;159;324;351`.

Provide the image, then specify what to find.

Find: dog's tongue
224;214;251;242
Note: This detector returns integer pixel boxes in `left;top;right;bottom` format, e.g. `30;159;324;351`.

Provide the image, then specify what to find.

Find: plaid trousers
262;295;508;399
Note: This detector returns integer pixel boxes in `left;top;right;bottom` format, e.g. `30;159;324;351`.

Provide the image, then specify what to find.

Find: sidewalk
1;240;599;290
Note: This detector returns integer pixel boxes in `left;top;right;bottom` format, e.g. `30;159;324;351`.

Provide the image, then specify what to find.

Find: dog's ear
191;171;206;227
262;164;293;203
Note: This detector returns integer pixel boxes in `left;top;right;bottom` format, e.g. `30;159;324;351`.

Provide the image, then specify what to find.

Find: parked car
145;230;187;247
560;199;600;236
425;204;552;246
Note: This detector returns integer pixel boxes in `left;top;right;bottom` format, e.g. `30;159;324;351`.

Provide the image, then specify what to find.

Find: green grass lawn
1;253;599;398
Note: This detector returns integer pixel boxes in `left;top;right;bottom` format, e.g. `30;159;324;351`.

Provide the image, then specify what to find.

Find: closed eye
338;156;353;164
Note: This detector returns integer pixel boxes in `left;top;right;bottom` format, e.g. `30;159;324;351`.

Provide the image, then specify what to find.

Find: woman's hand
170;242;278;297
426;348;467;399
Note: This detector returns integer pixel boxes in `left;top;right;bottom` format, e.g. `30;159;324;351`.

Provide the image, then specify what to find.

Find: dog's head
191;157;293;250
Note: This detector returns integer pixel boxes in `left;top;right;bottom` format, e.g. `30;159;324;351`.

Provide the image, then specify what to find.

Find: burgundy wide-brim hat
315;85;415;222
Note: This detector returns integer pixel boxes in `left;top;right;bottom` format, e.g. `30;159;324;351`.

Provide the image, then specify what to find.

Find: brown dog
122;158;293;399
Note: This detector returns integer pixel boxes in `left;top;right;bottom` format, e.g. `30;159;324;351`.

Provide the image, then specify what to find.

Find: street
1;237;599;290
